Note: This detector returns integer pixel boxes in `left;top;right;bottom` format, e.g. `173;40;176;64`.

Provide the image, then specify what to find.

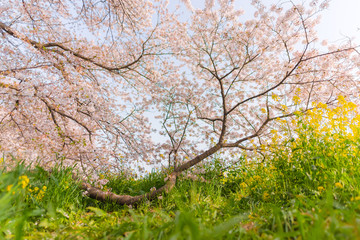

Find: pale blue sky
319;0;360;43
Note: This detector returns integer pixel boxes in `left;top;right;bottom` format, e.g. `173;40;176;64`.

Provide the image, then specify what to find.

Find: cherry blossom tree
1;0;359;205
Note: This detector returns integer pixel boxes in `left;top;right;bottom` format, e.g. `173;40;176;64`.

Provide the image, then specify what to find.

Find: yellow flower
263;192;270;201
272;94;279;101
253;175;261;181
335;182;343;188
348;102;357;110
337;95;346;104
19;175;29;189
281;104;288;112
235;193;244;201
269;165;277;170
351;196;360;201
316;102;327;109
292;95;301;104
317;186;325;192
6;184;13;192
240;182;247;189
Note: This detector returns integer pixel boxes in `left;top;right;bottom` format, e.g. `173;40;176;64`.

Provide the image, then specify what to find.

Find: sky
319;0;360;43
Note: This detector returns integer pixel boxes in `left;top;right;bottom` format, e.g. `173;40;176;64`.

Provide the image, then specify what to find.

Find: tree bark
75;144;222;206
76;173;177;206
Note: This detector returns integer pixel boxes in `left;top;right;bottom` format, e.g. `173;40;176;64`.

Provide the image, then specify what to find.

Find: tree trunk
77;144;222;206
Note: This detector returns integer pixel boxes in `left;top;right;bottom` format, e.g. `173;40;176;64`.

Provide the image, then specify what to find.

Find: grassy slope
2;100;360;239
1;151;360;240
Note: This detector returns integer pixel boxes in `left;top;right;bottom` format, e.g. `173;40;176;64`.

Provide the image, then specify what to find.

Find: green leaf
86;206;107;217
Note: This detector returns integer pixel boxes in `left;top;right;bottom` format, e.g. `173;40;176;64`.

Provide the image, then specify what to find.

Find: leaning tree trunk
77;144;222;206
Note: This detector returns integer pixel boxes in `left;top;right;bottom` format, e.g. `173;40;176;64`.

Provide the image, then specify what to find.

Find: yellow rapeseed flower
272;94;279;101
235;193;244;201
337;95;346;104
281;104;288;112
19;175;30;189
221;179;227;184
6;184;13;192
253;175;261;181
335;182;343;188
269;165;277;170
316;102;327;109
292;95;301;104
263;192;270;201
240;182;247;189
37;190;45;201
351;196;360;201
348;102;357;110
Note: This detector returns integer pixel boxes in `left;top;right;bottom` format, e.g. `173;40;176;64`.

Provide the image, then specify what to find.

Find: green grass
2;101;360;239
2;149;360;239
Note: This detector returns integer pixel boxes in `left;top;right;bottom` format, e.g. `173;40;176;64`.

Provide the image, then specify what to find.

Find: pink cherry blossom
0;0;358;180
